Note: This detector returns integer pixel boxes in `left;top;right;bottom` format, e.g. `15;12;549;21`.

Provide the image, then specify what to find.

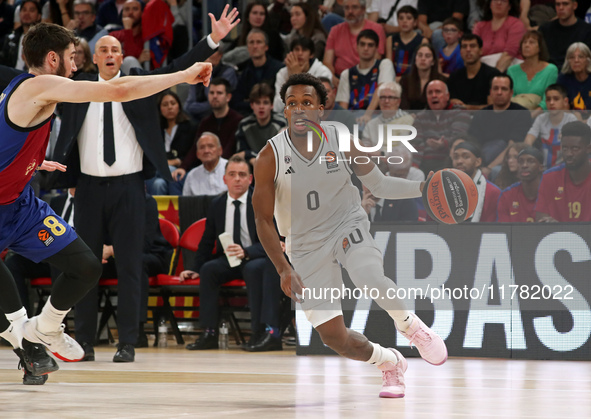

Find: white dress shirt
224;190;252;248
77;71;143;177
182;157;228;196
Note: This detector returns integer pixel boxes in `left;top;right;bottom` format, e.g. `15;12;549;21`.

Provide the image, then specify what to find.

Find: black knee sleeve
44;237;103;310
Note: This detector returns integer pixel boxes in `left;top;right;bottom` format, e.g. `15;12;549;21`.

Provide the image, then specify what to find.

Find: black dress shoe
241;332;263;351
135;332;149;348
186;331;218;350
80;342;95;362
113;343;135;362
246;331;282;352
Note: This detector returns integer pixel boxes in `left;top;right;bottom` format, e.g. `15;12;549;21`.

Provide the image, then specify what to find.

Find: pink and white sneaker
397;313;447;366
378;348;408;398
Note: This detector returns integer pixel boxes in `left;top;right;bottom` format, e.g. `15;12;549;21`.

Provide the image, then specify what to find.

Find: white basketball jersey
268;124;367;254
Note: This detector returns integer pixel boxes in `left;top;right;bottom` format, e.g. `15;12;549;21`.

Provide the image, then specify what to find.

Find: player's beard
56;54;67;78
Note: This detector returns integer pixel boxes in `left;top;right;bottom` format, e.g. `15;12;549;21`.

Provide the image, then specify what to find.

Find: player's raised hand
39;160;67;172
185;62;213;86
280;268;305;303
210;5;240;44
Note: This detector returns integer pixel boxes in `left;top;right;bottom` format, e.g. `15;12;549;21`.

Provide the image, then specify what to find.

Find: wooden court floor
1;341;590;419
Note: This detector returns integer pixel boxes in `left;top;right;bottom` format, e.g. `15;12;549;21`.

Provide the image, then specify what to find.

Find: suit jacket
192;189;266;274
374;198;418;222
165;119;197;161
50;37;216;188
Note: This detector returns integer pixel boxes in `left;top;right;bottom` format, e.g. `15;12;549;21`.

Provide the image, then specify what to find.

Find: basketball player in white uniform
253;73;448;398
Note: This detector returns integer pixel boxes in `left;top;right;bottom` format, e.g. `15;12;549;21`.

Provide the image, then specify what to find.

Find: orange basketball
422;169;479;224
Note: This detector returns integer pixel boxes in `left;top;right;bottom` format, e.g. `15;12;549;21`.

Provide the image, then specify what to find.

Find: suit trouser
244;258;281;335
74;173;146;345
199;257;279;331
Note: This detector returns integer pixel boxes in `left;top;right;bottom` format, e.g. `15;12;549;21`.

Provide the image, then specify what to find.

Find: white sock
37;297;69;334
367;342;399;365
0;307;28;349
392;312;414;332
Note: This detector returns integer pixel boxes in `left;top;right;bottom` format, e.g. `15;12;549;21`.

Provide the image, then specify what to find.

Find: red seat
155;218;247;345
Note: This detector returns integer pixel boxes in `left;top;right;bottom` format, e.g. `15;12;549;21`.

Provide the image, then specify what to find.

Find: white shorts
291;219;380;328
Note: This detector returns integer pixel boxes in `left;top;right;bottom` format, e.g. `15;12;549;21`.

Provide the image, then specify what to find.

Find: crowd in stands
5;0;584;221
2;0;591;360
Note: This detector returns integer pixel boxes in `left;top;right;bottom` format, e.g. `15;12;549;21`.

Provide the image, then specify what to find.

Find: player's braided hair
280;73;327;107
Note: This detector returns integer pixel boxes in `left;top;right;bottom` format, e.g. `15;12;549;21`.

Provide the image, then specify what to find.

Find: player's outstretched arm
27;62;212;106
346;139;425;200
253;145;304;302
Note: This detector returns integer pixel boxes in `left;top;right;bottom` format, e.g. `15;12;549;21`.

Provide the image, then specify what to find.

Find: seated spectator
494;142;527;189
110;0;150;73
97;0;125;28
224;1;284;66
182;133;228;197
439;17;464;76
0;0;40;70
468;75;533;174
536;121;591;222
507;30;558;110
448;33;501;110
43;0;74;27
367;0;419;35
412;80;470;174
71;0;108;53
400;43;446;110
232;29;284;115
386;5;425;79
361;81;414;148
273;37;332;113
388;144;426;181
175;78;243;180
236;83;287;165
336;29;395;116
539;0;591;69
319;76;354;129
361;183;418;222
147;90;197;196
417;0;469;53
557;42;591;112
185;45;238;125
323;0;386;77
181;156;282;352
473;0;526;72
525;84;577;167
73;37;97;76
285;2;327;60
452;141;501;222
386;144;423;217
497;146;544;222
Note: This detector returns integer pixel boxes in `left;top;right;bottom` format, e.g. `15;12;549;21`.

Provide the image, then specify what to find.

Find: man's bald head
93;36;123;80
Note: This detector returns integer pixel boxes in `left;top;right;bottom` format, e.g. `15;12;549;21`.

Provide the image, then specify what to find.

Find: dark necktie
62;197;74;225
374;203;382;222
233;200;242;247
103;102;116;165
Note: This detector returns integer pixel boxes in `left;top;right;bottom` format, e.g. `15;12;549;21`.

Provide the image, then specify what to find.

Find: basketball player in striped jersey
0;22;212;383
253;73;447;398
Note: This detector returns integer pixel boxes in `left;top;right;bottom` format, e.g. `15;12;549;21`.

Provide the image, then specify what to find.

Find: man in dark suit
49;7;239;362
180;155;283;352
